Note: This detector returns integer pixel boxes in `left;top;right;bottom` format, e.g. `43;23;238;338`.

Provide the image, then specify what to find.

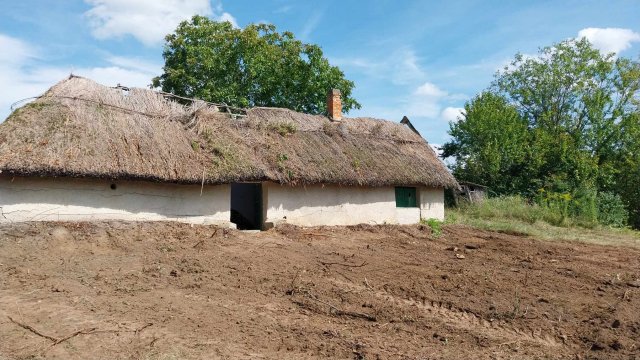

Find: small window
395;187;418;207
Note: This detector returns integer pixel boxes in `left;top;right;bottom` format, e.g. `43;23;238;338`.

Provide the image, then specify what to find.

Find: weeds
276;153;295;180
269;121;297;136
455;196;591;228
352;158;361;171
447;196;640;247
370;122;384;135
322;121;337;136
421;218;443;237
453;195;631;229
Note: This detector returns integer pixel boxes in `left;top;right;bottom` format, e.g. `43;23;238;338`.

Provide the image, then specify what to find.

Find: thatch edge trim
0;167;454;189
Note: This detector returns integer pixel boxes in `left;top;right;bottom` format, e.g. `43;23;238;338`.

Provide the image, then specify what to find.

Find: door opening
230;183;263;230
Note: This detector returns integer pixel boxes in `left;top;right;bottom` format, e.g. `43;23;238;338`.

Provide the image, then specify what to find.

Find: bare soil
0;222;638;359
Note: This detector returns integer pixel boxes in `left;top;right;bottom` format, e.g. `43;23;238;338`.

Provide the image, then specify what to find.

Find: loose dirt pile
0;222;638;359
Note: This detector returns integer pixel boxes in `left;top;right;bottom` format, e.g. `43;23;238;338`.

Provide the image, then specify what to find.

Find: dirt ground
0;222;638;360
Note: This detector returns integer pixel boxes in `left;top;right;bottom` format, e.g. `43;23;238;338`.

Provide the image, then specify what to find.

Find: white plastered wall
263;183;444;226
419;187;445;221
0;176;231;225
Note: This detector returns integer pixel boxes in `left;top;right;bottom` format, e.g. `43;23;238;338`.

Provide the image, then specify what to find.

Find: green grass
447;196;640;248
420;218;443;237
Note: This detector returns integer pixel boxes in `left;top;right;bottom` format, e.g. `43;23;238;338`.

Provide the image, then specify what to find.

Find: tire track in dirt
323;278;560;348
373;290;561;348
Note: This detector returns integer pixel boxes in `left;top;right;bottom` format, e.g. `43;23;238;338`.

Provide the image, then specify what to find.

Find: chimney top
327;88;342;121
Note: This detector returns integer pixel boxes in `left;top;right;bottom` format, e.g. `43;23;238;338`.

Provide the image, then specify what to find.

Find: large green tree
152;16;360;114
493;39;640;191
443;39;640;226
442;92;531;194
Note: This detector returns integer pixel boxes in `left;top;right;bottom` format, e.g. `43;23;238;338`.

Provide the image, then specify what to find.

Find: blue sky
1;1;639;148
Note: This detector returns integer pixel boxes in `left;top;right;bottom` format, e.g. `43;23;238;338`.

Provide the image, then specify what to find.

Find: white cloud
351;82;466;129
405;82;467;119
406;82;454;118
105;56;162;75
430;144;442;157
332;47;425;85
300;10;324;41
0;34;161;121
0;35;53;119
391;49;425;85
415;82;447;97
84;0;238;46
74;65;158;88
578;27;640;55
273;5;292;14
0;34;36;65
441;107;465;123
218;12;238;28
213;2;239;28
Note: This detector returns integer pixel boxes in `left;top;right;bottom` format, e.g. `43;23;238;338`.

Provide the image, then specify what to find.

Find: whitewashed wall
263;183;444;226
419;187;445;221
0;176;444;227
0;176;231;225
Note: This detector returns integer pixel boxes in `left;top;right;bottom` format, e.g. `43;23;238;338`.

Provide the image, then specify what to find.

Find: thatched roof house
0;76;456;228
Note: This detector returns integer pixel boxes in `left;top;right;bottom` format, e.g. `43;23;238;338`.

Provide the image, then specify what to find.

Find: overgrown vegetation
443;39;640;228
269;121;297;136
322;121;339;136
276;153;295;180
200;127;252;175
7;101;60;128
452;195;629;229
447;196;640;247
421;218;443;237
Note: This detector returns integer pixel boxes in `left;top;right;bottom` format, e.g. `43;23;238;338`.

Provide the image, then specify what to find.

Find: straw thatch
0;76;457;188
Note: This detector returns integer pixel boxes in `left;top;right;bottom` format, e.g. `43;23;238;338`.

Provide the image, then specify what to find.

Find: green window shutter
395;187;417;207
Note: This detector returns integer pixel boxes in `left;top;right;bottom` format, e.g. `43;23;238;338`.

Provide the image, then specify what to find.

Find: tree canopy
152;16;360;114
443;39;640;227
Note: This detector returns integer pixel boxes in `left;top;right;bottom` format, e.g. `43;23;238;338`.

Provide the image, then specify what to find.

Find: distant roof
458;181;488;189
0;76;458;188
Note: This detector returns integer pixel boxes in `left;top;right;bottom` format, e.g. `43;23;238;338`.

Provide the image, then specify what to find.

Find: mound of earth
0;222;638;359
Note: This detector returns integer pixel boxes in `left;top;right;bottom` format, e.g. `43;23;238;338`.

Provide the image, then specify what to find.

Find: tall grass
447;196;640;247
454;195;595;228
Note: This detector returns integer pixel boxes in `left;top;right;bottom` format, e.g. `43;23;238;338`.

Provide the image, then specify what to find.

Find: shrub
569;187;598;227
597;192;628;228
535;187;599;228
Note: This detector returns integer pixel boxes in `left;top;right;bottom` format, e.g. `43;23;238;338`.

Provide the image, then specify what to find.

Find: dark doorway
230;183;263;230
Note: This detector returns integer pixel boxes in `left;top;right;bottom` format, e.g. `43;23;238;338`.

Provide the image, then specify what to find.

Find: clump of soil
0;221;638;359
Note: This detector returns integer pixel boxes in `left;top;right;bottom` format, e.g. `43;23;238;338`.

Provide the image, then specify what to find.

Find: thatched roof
0;76;457;188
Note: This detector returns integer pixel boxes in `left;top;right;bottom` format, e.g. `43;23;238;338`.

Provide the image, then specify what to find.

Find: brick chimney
327;89;342;121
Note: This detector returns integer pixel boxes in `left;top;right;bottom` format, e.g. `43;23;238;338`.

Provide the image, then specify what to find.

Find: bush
535;187;600;228
569;187;598;226
597;192;628;228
